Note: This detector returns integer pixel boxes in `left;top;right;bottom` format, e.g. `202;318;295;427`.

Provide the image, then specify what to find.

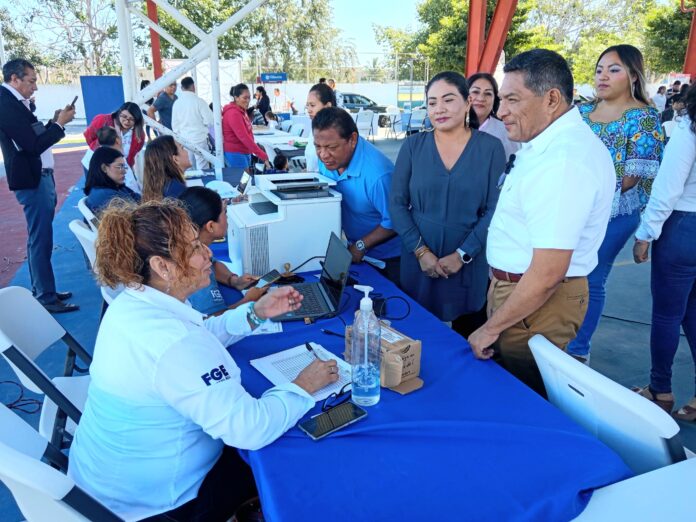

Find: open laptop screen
320;233;352;309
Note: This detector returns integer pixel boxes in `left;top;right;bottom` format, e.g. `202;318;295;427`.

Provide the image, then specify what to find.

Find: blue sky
331;0;419;61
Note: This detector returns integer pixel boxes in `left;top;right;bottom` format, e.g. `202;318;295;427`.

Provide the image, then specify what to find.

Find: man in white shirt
652;85;667;113
172;76;214;170
468;49;615;395
327;78;345;108
271;87;288;112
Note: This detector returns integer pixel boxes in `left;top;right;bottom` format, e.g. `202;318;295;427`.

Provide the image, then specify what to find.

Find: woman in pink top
222;83;269;168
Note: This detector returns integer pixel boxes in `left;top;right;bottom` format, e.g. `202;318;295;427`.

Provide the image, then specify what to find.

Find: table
211;244;632;521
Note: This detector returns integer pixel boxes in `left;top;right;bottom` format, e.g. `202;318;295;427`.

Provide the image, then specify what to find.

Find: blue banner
260;72;288;83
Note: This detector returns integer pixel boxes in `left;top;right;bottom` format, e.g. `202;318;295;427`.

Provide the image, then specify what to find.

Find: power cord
289;256;325;273
1;380;41;414
600;313;686;337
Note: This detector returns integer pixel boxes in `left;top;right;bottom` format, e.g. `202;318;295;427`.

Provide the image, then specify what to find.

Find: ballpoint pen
320;328;345;338
305;342;325;361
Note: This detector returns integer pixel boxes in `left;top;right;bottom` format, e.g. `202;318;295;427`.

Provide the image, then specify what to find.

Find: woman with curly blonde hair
68;199;338;521
141;135;190;201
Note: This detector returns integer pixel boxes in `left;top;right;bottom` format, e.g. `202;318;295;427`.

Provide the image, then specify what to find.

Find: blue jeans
567;209;641;357
14;171;58;304
649;211;696;395
224;152;251;168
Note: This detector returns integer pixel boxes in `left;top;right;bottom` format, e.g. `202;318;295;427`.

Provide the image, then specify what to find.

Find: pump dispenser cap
354;285;374;312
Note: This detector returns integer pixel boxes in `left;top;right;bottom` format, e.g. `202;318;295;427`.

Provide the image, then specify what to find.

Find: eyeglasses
119;113;135;123
321;382;352;412
110;163;128;171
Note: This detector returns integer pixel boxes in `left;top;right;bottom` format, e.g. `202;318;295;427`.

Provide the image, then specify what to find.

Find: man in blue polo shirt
313;107;401;284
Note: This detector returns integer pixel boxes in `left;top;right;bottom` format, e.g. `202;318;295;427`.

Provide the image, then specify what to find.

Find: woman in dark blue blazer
84;147;140;214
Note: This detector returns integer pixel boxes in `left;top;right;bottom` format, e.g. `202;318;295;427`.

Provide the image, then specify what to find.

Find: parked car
341;93;388;113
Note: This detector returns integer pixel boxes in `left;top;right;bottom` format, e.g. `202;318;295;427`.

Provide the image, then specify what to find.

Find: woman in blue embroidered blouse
567;45;664;362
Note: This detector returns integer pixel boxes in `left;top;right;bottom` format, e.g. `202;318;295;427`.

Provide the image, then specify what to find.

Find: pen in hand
305;342;325;362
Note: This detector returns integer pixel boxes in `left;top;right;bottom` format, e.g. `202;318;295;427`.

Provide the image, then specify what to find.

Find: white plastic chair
0;287;91;447
572;456;696;521
407;109;427;134
356;110;375;141
0;404;123;521
77;197;98;233
663;120;677;139
529;334;686;475
69;220;96;270
385;107;401;139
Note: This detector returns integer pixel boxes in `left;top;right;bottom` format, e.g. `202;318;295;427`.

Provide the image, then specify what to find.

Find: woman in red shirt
222;83;269;168
84;102;145;168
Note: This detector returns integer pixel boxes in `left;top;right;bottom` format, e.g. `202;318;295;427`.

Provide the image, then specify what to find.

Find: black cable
289;256;325;273
1;380;41;414
600;313;686;337
376;296;411;321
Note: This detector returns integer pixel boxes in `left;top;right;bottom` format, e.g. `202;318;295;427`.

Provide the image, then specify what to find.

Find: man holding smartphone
0;59;78;313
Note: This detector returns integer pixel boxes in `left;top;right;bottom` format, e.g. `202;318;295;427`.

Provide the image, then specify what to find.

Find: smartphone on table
298;402;367;441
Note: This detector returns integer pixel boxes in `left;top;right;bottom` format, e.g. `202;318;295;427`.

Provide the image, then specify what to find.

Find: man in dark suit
0;59;78;313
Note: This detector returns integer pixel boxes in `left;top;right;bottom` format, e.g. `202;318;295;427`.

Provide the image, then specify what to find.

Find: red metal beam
683;3;696;79
146;0;163;79
478;0;518;74
466;0;487;76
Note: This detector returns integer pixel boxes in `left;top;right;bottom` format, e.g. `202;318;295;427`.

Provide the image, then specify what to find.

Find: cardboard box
344;323;424;395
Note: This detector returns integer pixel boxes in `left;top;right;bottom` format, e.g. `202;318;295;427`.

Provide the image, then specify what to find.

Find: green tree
154;0;358;81
644;0;693;74
374;0;532;77
0;8;47;66
21;0;120;75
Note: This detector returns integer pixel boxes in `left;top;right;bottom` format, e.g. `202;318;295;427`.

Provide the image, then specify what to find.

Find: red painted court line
0;148;85;287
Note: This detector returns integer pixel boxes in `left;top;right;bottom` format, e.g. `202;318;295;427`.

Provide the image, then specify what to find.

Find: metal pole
209;43;225;168
115;0;135;100
151;0;208;40
0;19;6;69
409;59;413;109
146;0;164;78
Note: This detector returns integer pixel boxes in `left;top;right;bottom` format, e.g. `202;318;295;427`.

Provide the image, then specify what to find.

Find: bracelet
415;247;431;260
247;303;265;328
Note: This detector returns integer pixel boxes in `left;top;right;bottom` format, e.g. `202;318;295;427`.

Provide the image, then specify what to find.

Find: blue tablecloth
212;244;632;522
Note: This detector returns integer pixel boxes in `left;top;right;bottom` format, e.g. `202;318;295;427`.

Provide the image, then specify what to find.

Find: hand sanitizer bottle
351;285;381;406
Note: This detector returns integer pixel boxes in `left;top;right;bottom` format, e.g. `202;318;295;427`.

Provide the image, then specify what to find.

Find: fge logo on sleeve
201;365;231;386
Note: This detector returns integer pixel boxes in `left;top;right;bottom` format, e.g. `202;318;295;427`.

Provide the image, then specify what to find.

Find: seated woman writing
84;146;140;214
68;199;339;521
179;186;264;316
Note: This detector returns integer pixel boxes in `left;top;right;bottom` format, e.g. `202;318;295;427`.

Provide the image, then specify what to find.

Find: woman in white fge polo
68;199;339;521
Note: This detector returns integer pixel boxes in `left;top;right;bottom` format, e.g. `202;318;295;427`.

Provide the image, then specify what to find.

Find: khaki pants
488;276;589;395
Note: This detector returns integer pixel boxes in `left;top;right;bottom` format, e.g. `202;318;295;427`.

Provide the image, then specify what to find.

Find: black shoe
56;291;73;301
44;301;80;314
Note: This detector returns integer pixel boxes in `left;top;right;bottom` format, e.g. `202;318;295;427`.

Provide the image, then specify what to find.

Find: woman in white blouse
633;86;696;420
304;82;336;171
68;199;338;521
467;72;520;160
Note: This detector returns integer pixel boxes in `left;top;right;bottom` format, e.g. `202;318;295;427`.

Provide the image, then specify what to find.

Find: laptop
273;232;352;322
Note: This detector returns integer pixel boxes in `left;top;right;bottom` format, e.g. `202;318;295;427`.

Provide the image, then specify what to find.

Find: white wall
32;84;84;122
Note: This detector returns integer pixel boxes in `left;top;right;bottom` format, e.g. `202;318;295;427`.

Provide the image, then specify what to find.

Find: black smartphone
298;401;367;441
70;95;79;108
254;269;281;288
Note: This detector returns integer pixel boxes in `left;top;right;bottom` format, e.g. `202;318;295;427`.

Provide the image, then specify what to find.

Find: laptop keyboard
293;283;327;316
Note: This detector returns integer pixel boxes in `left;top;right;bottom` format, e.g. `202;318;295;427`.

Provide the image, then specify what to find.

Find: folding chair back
0;404;123;521
77;197;99;233
529;334;686;475
69;219;97;270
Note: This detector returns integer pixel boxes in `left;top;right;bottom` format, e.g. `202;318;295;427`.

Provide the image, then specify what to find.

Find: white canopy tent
114;0;269;168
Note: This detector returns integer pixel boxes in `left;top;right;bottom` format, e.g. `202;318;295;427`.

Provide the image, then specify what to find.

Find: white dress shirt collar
2;83;30;109
524;106;581;155
124;284;205;327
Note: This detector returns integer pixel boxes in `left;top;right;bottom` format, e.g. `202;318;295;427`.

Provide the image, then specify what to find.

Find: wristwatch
355;239;367;252
456;248;473;264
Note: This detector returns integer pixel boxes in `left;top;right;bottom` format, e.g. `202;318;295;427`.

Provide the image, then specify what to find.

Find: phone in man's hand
70;96;79;108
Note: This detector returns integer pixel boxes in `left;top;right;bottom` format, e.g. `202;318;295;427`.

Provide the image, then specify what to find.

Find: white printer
227;173;342;275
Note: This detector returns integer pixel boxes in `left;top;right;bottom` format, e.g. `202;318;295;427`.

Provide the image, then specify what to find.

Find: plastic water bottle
350;285;381;406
